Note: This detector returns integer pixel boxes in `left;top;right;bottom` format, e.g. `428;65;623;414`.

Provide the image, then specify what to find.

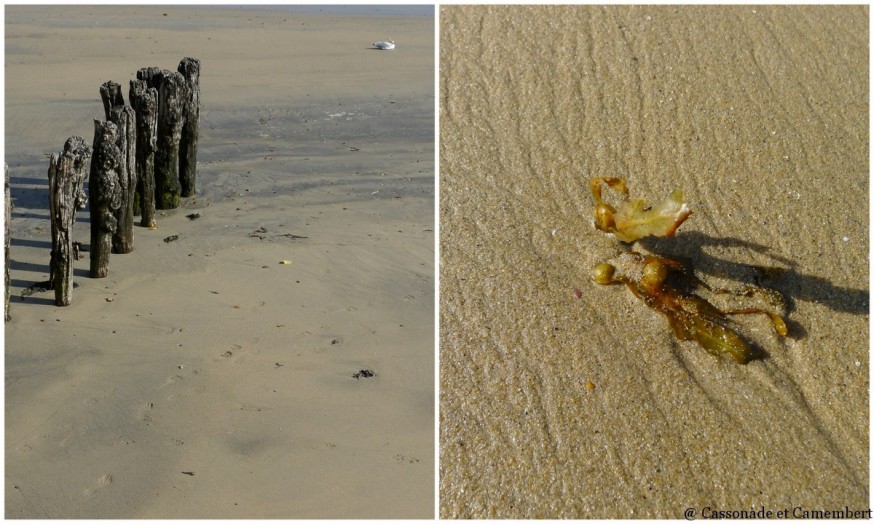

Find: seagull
372;39;396;50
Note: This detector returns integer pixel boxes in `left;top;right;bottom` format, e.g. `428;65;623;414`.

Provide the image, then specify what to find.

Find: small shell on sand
373;40;396;50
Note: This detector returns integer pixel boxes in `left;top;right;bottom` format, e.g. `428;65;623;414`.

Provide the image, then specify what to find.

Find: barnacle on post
590;177;692;242
592;252;787;364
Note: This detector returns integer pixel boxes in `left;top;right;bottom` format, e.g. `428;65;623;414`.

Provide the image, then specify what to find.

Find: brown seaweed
592;252;787;364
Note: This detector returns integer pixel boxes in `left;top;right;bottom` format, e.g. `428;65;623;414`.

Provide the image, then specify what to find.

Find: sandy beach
439;5;868;518
5;5;434;518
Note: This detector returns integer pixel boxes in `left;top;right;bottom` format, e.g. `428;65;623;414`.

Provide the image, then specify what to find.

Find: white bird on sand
373;39;396;50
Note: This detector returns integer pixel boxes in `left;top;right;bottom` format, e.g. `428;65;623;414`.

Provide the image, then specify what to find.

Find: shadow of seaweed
639;232;869;317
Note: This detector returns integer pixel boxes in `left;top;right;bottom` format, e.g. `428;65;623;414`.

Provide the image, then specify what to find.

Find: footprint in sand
83;474;112;496
113;435;135;446
138;402;155;424
159;375;184;388
219;344;245;362
394;454;420;464
314;336;343;354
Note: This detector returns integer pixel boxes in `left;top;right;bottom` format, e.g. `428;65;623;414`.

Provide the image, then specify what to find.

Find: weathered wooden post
137;66;163;90
154;70;186;209
48;136;91;306
5;163;11;321
109;105;137;253
178;57;200;197
100;82;137;253
133;67;162;218
130;79;159;229
99;80;125;119
89;120;123;278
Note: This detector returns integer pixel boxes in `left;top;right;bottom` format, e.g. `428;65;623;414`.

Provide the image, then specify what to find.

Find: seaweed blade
612;189;692;242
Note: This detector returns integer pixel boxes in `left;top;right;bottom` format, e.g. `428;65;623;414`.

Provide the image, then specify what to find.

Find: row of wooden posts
35;57;201;309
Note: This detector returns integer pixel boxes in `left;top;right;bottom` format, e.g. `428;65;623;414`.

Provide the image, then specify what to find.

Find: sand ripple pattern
440;5;868;519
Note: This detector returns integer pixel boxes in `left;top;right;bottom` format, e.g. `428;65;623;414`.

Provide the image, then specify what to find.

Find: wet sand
439;5;868;518
5;5;434;518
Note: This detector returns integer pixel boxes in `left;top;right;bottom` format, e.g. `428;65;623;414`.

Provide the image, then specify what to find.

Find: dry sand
440;5;868;518
5;5;434;518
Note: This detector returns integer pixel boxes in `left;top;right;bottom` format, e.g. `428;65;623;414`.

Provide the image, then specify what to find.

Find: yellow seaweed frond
590;178;691;242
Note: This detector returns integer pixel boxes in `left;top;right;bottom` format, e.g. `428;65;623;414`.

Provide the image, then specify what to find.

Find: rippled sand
439;5;868;518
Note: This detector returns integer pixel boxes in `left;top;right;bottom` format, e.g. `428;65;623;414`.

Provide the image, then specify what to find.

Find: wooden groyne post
178;57;201;197
154;70;186;209
48;136;92;306
99;81;125;120
110;104;137;254
89;120;123;278
100;81;137;254
130;79;159;229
